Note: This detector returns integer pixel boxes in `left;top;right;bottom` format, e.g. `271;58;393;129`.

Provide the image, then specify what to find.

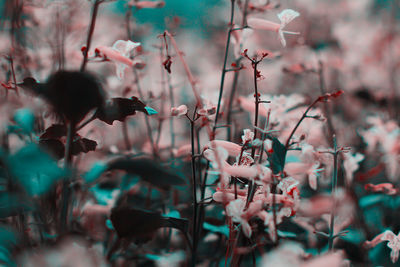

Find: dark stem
251;61;260;159
122;121;131;150
213;0;235;136
133;69;158;157
9;55;19;96
189;116;198;266
60;121;75;233
80;0;102;72
284;98;320;151
317;61;335;145
328;135;338;251
226;58;241;141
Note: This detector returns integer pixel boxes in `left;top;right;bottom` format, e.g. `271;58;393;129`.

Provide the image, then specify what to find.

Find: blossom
95;40;141;79
365;183;398;195
365;230;400;263
171;105;188;117
248;9;300;47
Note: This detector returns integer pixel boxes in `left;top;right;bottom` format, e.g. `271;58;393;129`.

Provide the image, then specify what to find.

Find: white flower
242;129;254;144
248;9;300;47
226;199;252;237
343;152;364;184
95;40;141;79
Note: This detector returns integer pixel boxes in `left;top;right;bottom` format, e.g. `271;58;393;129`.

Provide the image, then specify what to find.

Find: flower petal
277;9;300;28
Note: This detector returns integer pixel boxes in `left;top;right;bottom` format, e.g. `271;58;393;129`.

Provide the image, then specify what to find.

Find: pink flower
248;9;300;47
95;40;141;79
285;145;324;190
365;230;400;263
285;162;323;190
171;105;188;117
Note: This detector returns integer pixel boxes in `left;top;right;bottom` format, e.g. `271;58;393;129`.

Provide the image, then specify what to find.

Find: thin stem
9;55;19;96
226;58;241;141
164;31;201;107
284;98;320;150
80;0;102;72
213;0;235;136
122;121;131;150
189;117;198;265
317;61;335;145
226;0;250;141
60;121;75;233
328;135;338;251
76;112;97;131
251;61;260;159
133;69;157;157
258;110;271;164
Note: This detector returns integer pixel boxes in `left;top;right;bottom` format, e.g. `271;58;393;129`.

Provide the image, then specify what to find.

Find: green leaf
14;108;35;133
359;194;385;209
277;230;297;238
203;222;229;237
84;161;108;183
0;226;17;267
8;144;68;196
0;192;32;219
144;106;158;115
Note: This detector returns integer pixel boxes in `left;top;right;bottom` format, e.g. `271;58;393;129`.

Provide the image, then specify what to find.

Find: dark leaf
110;206;188;239
39;139;65;160
40;124;67;139
107;157;185;189
95;96;148;125
72;137;97;155
268;137;287;174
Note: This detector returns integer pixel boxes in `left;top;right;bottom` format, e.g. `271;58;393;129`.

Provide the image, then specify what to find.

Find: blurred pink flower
343;152;364;184
248;9;300;46
365;183;398;195
128;1;165;9
285;161;323;190
95;40;141;79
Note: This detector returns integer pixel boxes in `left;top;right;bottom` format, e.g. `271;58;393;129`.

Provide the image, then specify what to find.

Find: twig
213;0;236;136
164;31;201;107
80;0;102;72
